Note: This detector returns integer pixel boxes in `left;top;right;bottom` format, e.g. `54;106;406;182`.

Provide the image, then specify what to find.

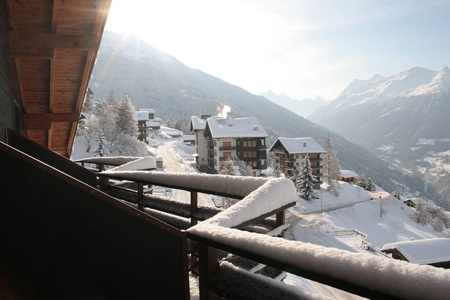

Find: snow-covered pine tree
94;129;108;157
296;154;318;201
116;95;138;137
290;166;300;182
357;174;366;189
323;133;341;181
97;99;119;148
323;133;341;195
366;178;376;191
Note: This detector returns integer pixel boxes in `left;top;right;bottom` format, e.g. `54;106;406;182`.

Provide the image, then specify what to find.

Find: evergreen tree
323;133;341;182
116;95;138;137
366;178;376;191
290;166;300;182
94;129;108;157
323;133;341;196
97;99;119;148
296;154;318;201
357;174;366;189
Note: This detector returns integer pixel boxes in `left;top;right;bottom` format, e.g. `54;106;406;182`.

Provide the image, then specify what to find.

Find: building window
252;151;256;157
243;141;248;147
223;141;231;147
252;141;257;147
243;151;248;157
296;154;299;159
223;152;231;158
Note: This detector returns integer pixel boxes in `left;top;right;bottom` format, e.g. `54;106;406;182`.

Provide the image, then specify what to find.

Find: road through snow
156;140;214;207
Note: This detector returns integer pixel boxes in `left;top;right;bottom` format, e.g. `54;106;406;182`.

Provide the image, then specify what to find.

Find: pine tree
357;174;366;189
116;95;138;137
290;166;300;182
296;154;318;201
323;133;341;196
323;133;341;182
94;129;108;157
366;178;376;191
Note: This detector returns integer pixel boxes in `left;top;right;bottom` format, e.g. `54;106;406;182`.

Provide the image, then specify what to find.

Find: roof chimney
303;142;307;147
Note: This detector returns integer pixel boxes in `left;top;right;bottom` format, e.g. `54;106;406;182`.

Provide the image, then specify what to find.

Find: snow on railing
189;221;450;299
101;170;269;199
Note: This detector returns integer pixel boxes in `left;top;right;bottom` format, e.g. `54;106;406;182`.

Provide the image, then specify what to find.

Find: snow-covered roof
271;137;325;154
183;135;195;141
191;116;206;131
139;108;155;113
206;116;268;138
136;111;150;121
340;170;358;178
381;238;450;265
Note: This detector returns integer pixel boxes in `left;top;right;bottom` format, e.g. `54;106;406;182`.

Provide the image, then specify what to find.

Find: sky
105;0;450;101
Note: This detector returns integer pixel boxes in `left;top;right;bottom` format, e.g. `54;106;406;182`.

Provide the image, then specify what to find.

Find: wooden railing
81;158;450;300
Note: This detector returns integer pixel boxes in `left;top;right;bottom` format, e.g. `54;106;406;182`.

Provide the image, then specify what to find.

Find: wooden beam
23;113;79;130
9;31;101;58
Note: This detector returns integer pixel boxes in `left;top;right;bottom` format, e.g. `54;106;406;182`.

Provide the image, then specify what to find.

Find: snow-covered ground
73;128;449;299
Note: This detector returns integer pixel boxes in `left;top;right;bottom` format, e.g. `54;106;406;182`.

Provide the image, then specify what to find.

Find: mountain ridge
309;66;450;207
259;90;326;118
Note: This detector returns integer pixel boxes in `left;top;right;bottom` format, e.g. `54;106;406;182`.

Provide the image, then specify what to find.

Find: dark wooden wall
0;1;21;143
0;142;189;300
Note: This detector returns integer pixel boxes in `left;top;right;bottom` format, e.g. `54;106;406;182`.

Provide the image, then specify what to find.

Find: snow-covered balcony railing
187;195;450;300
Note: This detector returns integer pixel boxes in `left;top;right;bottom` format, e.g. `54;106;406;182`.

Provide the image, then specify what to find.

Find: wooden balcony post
98;175;109;190
190;191;199;271
198;243;219;300
137;182;144;210
276;211;285;237
191;191;198;227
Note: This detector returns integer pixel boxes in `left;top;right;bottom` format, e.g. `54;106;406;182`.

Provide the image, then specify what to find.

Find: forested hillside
89;32;442;204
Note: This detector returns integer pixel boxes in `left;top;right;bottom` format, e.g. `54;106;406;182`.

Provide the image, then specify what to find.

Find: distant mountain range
259;91;326;118
309;67;450;207
89;32;447;207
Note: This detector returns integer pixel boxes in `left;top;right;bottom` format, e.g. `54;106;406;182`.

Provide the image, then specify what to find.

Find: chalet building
191;115;268;176
339;170;358;182
269;137;325;188
190;115;209;171
381;238;450;269
136;108;161;144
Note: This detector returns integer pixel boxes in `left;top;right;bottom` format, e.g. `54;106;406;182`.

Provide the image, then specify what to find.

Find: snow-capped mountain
309;67;450;207
259;91;326;118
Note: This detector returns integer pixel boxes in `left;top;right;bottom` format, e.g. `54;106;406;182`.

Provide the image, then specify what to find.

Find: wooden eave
6;0;111;157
